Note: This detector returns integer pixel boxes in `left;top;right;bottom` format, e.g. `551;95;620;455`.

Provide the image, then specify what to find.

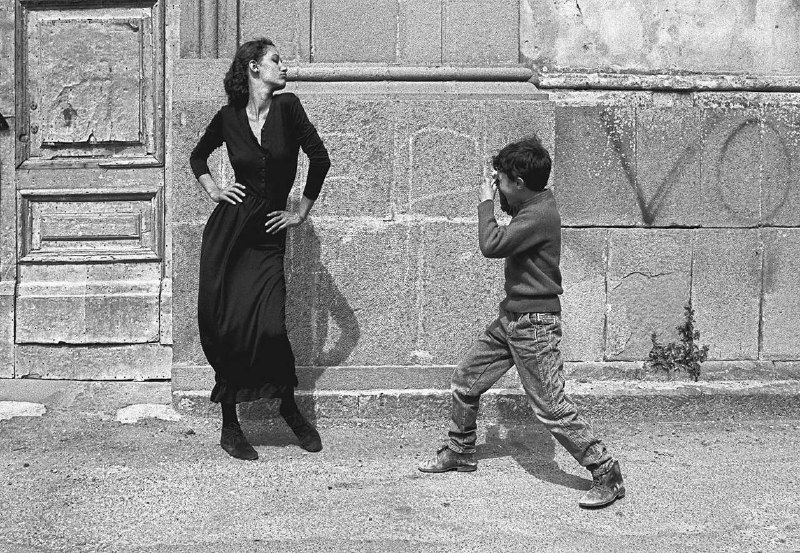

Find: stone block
419;222;505;365
293;220;418;366
395;99;484;218
173;101;231;224
171;222;205;366
240;0;311;62
179;0;200;58
311;392;360;419
775;361;800;380
356;391;402;419
296;365;456;390
761;104;800;226
312;0;399;62
16;279;161;345
236;397;282;420
15;344;171;380
761;229;800;359
398;0;442;64
561;229;607;362
480;390;532;422
635;107;703;226
171;364;214;391
357;391;450;421
0;282;13;377
1;133;16;281
564;361;643;381
553;105;642;226
291;96;393;218
700;361;777;381
442;0;518;65
174;391;218;418
18;261;161;283
699;106;762;227
484;98;556;163
160;279;173;345
606;230;692;360
691;229;761;360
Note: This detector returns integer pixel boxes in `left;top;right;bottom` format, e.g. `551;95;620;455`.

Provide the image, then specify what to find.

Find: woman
189;38;330;460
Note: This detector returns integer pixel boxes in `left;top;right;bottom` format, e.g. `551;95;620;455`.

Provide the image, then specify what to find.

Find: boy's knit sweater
477;189;562;313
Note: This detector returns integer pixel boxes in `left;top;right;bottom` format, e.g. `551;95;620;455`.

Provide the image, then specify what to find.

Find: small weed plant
646;304;709;382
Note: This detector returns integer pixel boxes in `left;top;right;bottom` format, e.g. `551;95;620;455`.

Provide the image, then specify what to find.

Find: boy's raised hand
480;170;497;203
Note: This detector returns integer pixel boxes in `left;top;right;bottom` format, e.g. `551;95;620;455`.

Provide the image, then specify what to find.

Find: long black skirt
198;195;297;404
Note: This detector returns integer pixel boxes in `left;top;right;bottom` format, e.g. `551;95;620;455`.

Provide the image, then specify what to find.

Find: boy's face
495;171;517;198
495;170;522;213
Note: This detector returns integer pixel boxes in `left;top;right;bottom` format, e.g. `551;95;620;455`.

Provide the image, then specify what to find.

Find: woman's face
251;48;287;92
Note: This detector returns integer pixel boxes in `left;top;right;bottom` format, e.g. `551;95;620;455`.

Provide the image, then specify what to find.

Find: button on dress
189;93;330;403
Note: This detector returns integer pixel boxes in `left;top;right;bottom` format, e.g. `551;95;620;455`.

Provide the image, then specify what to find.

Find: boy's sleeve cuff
477;200;495;216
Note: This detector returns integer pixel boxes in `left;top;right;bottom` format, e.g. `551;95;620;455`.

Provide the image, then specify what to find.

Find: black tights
221;388;298;427
221;403;239;428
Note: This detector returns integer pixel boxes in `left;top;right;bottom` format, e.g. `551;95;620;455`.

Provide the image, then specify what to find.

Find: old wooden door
11;0;169;378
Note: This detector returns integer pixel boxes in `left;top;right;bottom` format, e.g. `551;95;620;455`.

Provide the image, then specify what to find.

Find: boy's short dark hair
492;136;552;192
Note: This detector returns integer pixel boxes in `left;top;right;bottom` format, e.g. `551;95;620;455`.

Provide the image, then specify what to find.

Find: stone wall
522;0;800;76
170;0;800;392
551;91;800;363
172;76;553;391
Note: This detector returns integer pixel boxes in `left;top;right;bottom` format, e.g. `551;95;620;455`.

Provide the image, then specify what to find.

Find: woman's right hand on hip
210;182;246;204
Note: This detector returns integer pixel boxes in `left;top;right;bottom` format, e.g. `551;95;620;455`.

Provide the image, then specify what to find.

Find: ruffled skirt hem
209;381;295;404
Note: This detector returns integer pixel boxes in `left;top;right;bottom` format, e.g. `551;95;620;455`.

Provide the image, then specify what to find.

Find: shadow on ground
237;404;299;448
477;423;592;491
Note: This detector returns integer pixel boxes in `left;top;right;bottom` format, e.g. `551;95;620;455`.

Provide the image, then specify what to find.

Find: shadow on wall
243;219;361;446
285;217;361;369
242;218;361;446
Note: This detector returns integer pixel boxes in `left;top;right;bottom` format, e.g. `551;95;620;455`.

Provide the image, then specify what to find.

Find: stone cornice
533;70;800;93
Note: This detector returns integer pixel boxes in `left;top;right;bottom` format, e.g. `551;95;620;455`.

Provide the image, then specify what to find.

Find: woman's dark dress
189;93;330;404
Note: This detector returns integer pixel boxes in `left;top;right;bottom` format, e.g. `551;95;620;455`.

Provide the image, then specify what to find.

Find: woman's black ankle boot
279;402;322;452
219;404;258;460
220;424;259;460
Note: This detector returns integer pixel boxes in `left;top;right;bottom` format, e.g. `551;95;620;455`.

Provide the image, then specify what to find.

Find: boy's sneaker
418;445;478;473
579;460;625;508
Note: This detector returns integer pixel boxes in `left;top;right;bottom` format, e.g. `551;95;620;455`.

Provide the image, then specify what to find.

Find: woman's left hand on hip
265;210;304;233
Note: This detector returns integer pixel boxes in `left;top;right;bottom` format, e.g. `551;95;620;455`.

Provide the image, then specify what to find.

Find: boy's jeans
448;309;612;472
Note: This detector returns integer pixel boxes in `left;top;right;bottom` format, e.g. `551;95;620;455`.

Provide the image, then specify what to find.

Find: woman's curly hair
223;38;275;107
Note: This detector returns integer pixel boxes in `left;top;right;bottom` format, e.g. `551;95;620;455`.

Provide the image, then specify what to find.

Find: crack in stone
611;271;672;290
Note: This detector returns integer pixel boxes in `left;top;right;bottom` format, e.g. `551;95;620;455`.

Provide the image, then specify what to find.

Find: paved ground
1;401;798;553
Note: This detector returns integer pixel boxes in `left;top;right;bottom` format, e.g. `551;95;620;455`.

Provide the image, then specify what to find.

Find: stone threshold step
1;379;797;421
175;380;800;422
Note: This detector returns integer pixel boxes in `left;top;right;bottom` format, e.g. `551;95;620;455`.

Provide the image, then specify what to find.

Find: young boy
418;136;625;509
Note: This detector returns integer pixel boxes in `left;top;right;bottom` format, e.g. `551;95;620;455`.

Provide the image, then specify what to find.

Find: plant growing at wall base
646;304;709;382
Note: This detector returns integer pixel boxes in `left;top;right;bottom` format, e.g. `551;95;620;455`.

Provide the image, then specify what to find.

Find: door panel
17;1;162;166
